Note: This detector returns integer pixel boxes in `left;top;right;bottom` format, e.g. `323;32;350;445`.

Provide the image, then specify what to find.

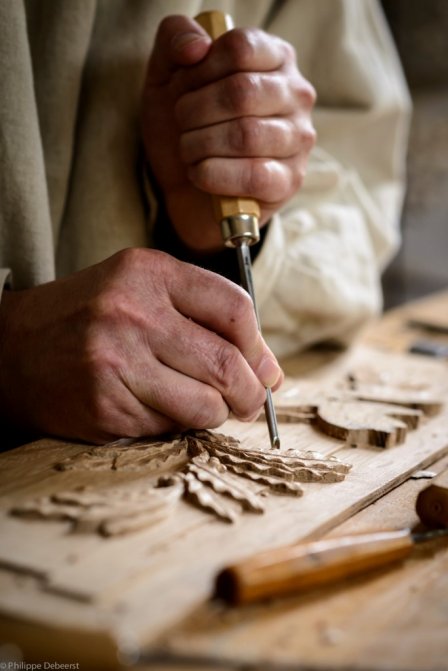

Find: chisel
214;526;448;605
195;11;280;449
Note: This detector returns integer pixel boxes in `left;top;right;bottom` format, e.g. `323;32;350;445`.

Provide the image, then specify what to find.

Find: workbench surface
1;290;448;671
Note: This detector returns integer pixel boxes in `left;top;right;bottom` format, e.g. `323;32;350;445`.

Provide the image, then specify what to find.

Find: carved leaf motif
270;377;442;448
349;384;443;417
223;463;304;495
11;480;183;536
188;457;264;513
182;472;238;523
56;437;188;473
11;429;351;533
316;400;422;448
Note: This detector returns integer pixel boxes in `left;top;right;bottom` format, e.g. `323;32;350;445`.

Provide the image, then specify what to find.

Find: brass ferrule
221;214;260;248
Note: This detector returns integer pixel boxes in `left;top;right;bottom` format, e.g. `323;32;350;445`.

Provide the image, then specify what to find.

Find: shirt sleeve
253;0;412;358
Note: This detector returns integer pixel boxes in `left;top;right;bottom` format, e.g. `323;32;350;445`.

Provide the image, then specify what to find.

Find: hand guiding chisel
195;10;280;449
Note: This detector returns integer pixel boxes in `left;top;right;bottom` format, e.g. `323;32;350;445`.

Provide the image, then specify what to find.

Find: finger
97;405;183;442
187;156;302;205
147;310;267;419
166;261;282;388
171;27;291;96
127;402;184;436
146;15;211;86
74;375;183;443
175;72;296;131
271;369;284;393
180;117;301;164
127;359;231;429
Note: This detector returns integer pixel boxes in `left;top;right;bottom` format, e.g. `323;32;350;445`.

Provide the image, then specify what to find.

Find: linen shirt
0;0;411;358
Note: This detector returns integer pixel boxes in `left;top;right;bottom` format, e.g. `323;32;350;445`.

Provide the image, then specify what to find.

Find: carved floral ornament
11;379;442;536
12;430;351;535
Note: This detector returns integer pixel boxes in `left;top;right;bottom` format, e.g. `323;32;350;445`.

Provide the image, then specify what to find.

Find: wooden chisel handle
195;11;261;244
215;530;414;605
416;467;448;528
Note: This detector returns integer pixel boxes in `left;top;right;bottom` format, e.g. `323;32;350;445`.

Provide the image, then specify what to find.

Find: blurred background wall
381;0;448;307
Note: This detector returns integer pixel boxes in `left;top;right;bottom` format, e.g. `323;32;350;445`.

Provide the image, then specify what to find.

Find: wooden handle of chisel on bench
215;468;448;605
416;468;448;528
215;530;415;605
195;10;280;449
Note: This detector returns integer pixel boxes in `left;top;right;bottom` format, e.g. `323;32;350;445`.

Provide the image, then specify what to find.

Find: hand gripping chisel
195;10;280;449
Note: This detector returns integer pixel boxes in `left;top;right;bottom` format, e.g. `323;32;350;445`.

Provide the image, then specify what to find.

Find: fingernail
271;368;285;392
257;356;282;388
171;32;208;53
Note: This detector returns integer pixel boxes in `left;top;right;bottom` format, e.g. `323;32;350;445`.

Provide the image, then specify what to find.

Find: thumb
146;15;211;85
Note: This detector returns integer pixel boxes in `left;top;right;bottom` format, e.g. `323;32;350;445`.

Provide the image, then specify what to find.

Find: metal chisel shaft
236;241;280;448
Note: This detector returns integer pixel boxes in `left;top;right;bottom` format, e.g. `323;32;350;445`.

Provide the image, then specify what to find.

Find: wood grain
1;340;448;670
155;455;448;671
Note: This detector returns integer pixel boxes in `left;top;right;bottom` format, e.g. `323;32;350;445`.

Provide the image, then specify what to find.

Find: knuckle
226;28;258;69
189;388;227;429
111;247;174;295
289;119;316;154
227;287;254;326
224;72;257;115
301;81;317;108
157;16;174;40
89;290;138;331
245;160;272;196
147;249;174;278
108;247;146;277
232;384;266;421
213;342;242;391
282;40;297;63
290;75;317;109
302;125;317;151
87;291;116;324
231;117;261;154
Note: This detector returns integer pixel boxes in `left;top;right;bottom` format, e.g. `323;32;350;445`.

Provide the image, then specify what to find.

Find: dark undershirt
152;196;268;286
